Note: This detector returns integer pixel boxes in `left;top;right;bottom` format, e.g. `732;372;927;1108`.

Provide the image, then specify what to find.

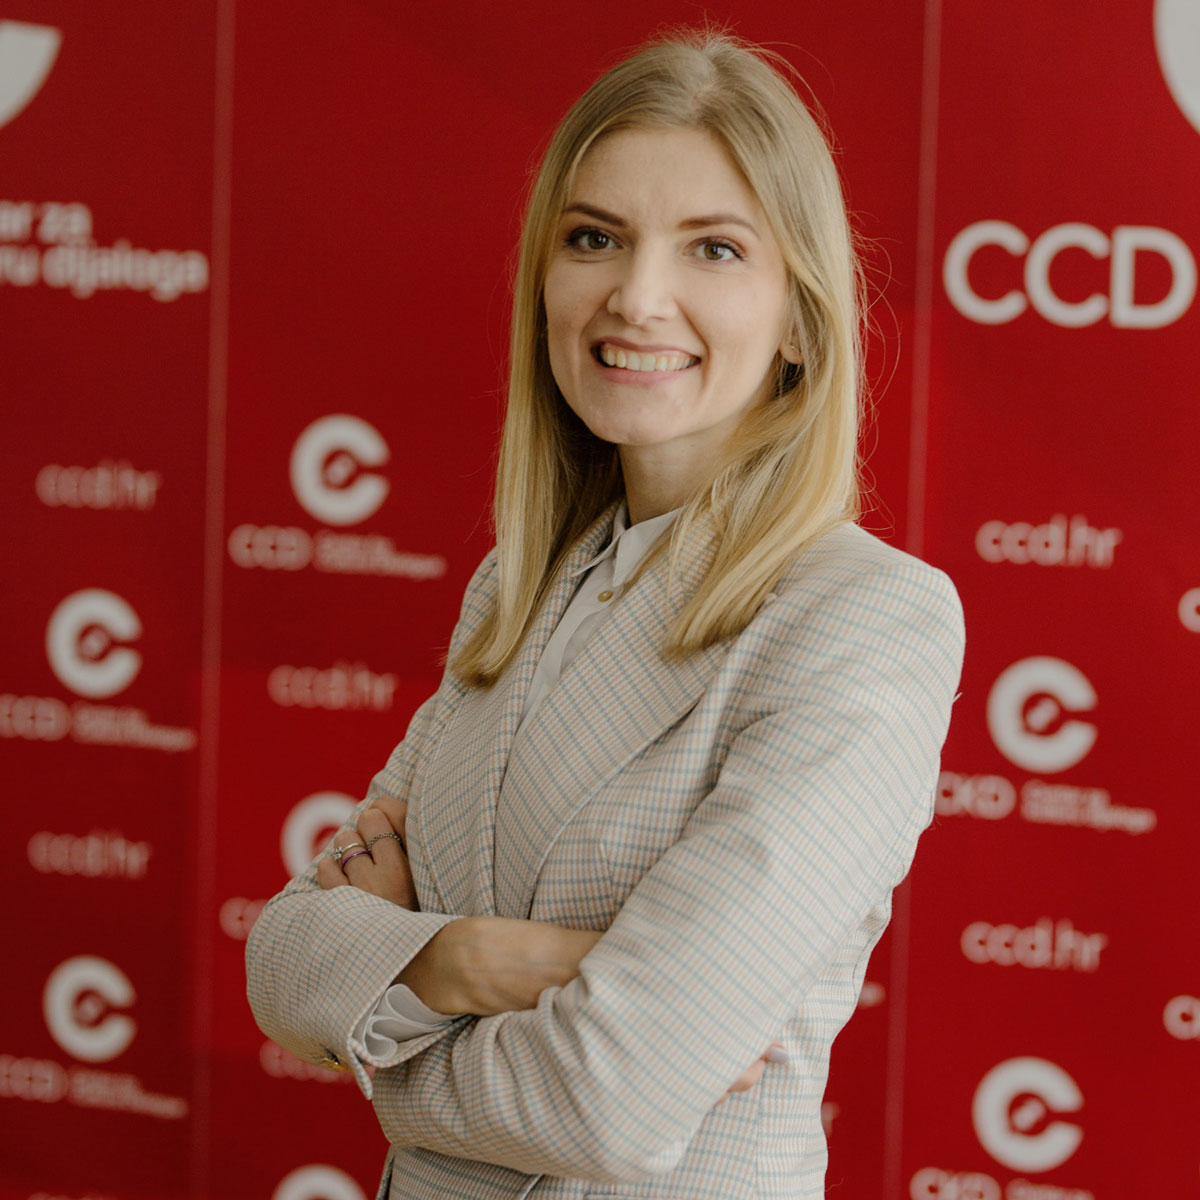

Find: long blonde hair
454;30;864;687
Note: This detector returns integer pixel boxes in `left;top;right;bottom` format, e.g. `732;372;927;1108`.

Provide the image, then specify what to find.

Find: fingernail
765;1046;789;1065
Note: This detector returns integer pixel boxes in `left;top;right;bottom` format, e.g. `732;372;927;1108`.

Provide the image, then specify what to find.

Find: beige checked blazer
247;506;964;1199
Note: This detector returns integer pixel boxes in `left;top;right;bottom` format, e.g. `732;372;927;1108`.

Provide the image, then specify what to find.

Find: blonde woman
248;31;964;1199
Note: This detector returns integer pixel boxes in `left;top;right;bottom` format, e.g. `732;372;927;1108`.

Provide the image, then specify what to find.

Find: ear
780;341;803;365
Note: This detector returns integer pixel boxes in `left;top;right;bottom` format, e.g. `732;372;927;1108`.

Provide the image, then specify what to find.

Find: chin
582;417;675;449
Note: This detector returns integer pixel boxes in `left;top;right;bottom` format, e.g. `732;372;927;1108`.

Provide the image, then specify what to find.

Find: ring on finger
366;831;402;851
330;840;366;863
339;848;372;872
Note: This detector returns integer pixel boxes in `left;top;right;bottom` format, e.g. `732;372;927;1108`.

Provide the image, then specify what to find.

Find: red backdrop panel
3;1;1195;1197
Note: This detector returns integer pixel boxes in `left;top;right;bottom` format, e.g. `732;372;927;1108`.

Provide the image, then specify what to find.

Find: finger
358;807;404;865
332;830;368;855
332;830;373;880
316;854;346;890
338;844;374;878
369;795;408;840
728;1059;767;1093
357;807;415;906
764;1042;789;1065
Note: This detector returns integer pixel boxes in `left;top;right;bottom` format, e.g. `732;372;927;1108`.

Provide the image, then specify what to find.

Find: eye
565;227;616;252
698;239;743;263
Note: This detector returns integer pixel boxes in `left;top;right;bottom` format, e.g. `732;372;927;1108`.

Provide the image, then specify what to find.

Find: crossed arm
315;795;782;1098
248;551;964;1181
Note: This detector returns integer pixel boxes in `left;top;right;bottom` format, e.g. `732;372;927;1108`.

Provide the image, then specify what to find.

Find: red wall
2;2;1197;1197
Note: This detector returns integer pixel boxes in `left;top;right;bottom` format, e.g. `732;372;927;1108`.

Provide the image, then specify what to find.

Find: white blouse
352;503;680;1058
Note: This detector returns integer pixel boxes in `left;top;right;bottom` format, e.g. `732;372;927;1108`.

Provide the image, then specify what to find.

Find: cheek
543;288;583;402
703;307;778;381
544;279;584;358
713;289;789;377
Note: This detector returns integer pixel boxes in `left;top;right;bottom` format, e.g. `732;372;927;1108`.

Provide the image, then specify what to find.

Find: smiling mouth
593;343;700;372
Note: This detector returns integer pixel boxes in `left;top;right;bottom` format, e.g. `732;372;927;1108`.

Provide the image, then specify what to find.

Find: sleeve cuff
352;981;456;1060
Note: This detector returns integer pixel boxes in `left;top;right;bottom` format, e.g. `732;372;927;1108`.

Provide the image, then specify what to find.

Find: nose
605;246;677;325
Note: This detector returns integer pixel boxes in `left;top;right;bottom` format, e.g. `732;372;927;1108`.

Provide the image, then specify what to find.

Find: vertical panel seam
190;1;235;1194
905;0;943;562
887;0;942;1192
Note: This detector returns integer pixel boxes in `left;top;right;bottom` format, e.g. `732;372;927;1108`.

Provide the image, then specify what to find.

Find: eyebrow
562;202;760;238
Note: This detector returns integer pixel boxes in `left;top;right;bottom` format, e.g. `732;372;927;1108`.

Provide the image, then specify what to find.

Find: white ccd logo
1156;0;1200;136
289;415;389;526
972;1057;1083;1172
273;1165;366;1200
280;791;356;876
944;221;1196;329
43;955;136;1062
45;588;143;698
986;657;1097;774
0;20;61;130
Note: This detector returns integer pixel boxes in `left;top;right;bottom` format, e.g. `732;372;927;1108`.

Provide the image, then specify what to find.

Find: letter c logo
972;1057;1083;1172
273;1165;366;1200
943;220;1029;325
986;657;1097;774
1179;587;1200;632
289;415;390;527
43;956;137;1063
1163;994;1200;1039
45;589;143;699
280;792;357;877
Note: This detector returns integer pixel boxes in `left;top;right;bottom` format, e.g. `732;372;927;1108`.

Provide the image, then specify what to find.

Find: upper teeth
599;344;697;372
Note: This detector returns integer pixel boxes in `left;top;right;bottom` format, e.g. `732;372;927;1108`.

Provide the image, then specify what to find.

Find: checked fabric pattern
247;508;965;1199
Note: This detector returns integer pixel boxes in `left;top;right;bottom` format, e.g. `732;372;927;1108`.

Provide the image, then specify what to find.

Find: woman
247;30;964;1199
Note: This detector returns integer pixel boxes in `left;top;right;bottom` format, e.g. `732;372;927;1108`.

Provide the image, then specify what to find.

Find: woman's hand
717;1042;788;1104
315;796;417;909
397;916;604;1015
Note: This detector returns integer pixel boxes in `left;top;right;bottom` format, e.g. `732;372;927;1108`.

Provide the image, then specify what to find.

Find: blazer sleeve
365;553;965;1182
244;550;497;1089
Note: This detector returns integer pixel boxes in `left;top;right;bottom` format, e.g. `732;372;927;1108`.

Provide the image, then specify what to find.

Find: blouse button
597;590;613;602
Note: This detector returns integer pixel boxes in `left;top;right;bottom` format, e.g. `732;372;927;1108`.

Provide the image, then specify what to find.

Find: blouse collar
570;501;681;589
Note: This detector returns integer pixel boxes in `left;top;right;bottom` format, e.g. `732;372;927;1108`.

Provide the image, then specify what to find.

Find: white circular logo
280;792;356;876
289;415;390;527
45;589;143;698
0;20;61;130
1179;587;1200;632
972;1057;1083;1173
273;1165;366;1200
43;956;137;1063
1164;994;1200;1039
986;657;1097;774
1156;0;1200;136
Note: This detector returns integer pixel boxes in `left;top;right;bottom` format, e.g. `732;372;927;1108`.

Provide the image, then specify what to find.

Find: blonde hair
454;30;864;687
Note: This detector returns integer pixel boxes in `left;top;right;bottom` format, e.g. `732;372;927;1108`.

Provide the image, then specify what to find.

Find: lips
593;341;700;373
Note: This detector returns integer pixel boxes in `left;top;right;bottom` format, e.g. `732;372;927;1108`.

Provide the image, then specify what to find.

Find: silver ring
329;840;365;863
366;831;402;850
339;848;372;872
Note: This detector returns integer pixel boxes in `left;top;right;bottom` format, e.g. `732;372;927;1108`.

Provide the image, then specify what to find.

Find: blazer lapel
493;520;729;919
415;505;619;916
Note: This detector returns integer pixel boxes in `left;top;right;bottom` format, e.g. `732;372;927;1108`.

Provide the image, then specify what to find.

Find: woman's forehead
565;127;767;228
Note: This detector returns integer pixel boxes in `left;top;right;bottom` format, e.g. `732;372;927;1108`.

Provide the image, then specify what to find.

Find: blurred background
1;1;1197;1197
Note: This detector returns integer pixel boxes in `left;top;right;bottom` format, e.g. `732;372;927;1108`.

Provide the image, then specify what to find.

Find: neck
619;446;708;525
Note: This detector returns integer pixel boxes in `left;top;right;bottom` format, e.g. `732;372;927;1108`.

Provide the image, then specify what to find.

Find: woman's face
544;126;796;477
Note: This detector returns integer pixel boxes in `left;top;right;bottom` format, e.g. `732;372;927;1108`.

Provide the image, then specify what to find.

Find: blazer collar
416;503;621;916
493;513;728;918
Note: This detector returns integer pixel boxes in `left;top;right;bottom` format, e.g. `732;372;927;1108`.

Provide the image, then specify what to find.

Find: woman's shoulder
452;545;500;630
779;521;958;600
765;521;964;651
